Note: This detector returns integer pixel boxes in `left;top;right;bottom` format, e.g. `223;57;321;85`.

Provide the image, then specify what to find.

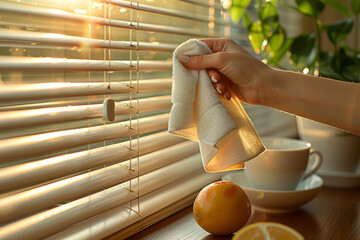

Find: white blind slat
45;170;223;240
0;79;172;102
0;28;177;51
107;193;197;240
0;114;169;161
0;132;194;193
0;56;172;72
102;0;213;23
0;1;215;37
101;0;243;29
0;153;202;225
180;0;226;10
0;156;205;240
0;96;171;130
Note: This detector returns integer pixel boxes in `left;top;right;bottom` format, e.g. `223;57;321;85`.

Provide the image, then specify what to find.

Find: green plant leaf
259;2;279;39
249;21;264;54
230;0;252;23
342;64;360;82
259;2;278;21
242;11;253;32
330;48;343;72
268;38;293;66
319;64;343;80
230;6;245;23
268;26;285;52
268;0;279;5
342;45;359;55
290;33;316;70
330;47;357;81
295;0;325;18
351;0;360;14
324;0;350;17
326;19;354;45
232;0;253;9
319;52;343;80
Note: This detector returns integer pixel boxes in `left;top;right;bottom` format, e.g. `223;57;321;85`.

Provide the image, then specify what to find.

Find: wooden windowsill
126;187;360;240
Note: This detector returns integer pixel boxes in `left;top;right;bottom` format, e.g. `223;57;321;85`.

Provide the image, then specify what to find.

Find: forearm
261;68;360;135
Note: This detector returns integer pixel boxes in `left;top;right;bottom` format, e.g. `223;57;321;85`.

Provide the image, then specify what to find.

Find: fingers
206;69;221;84
176;39;232;100
201;38;248;55
222;76;232;101
200;38;227;53
206;69;231;101
214;82;231;101
177;53;230;99
178;53;220;70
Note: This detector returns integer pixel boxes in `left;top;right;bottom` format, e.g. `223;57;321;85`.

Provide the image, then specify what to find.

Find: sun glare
74;8;87;14
49;9;67;15
221;0;231;9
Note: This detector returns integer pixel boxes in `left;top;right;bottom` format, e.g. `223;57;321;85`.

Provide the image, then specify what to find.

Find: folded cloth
168;39;265;172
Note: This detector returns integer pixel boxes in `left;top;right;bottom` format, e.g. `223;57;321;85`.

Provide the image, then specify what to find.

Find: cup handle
302;149;323;180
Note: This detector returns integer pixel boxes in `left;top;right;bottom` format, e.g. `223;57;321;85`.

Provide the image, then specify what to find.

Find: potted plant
230;0;360;185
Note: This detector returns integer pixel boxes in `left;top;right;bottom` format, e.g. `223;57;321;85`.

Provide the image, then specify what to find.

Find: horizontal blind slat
0;96;171;130
45;170;222;240
0;57;172;72
101;0;242;28
0;79;172;102
0;29;177;51
0;1;214;37
0;155;205;240
0;114;169;162
0;132;195;193
101;0;211;23
180;0;226;10
109;193;197;239
0;154;202;225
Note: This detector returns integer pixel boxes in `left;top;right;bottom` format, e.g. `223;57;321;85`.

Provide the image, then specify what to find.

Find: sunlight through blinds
0;0;258;239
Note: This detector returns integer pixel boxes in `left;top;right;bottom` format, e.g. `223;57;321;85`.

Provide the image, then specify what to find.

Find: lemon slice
232;222;305;240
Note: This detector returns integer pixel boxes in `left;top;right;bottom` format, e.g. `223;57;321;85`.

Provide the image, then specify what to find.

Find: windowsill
124;187;360;240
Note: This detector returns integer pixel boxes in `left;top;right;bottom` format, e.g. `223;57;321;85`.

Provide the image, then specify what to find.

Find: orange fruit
193;180;251;235
232;222;304;240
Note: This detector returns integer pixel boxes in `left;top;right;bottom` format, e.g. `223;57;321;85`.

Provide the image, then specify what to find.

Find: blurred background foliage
230;0;360;82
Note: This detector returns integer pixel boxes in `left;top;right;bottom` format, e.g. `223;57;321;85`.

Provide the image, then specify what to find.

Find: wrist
257;66;279;107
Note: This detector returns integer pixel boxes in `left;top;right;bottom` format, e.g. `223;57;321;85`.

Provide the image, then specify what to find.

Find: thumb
177;53;220;70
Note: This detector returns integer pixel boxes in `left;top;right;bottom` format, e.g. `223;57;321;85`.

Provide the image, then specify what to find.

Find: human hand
178;38;271;105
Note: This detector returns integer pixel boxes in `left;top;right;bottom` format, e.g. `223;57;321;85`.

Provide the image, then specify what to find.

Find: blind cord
136;0;141;214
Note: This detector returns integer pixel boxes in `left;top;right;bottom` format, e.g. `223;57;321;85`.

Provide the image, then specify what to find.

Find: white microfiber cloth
168;39;265;172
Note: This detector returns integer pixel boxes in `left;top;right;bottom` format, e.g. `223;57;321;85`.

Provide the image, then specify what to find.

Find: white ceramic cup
297;118;360;172
244;137;322;191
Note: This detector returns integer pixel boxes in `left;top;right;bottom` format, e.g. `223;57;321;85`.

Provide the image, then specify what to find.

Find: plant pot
296;117;360;173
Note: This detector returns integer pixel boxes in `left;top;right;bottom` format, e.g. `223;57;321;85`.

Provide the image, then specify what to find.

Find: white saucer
318;166;360;189
222;172;323;213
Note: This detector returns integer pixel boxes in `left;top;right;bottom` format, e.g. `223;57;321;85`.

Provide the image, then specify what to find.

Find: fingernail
224;95;229;101
211;76;218;83
216;87;222;94
176;55;190;63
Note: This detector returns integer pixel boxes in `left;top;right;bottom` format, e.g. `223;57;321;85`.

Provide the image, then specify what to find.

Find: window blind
0;0;296;239
0;0;233;239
